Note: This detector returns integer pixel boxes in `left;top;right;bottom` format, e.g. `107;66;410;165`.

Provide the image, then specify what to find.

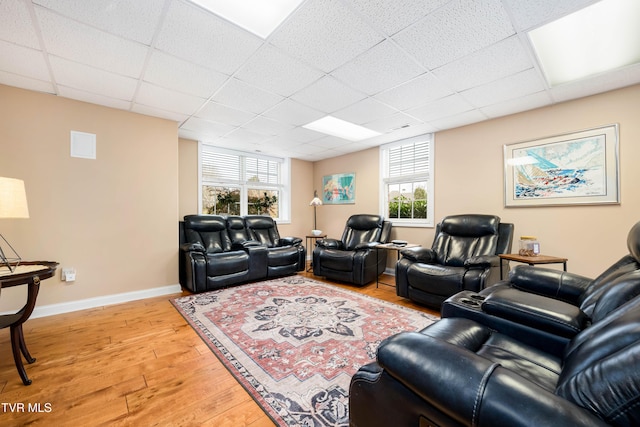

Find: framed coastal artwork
504;124;619;207
322;173;355;204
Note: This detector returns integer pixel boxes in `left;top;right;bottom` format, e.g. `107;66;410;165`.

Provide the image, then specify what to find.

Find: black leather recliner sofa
349;221;640;427
396;214;514;310
179;215;304;293
312;214;391;286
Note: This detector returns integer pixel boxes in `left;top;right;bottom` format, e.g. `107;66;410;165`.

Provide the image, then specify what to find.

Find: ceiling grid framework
1;0;639;161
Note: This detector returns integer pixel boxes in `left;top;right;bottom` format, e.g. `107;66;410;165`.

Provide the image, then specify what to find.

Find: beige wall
178;137;198;218
314;84;640;278
0;84;179;311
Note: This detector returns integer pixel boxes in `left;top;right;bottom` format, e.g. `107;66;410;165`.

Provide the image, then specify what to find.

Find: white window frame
379;134;435;227
198;143;291;223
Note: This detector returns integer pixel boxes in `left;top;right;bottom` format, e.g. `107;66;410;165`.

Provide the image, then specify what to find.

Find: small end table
305;234;327;272
0;261;58;385
498;253;568;280
374;242;421;287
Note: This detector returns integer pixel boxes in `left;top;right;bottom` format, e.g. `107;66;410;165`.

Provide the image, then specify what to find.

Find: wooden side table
305;234;326;272
498;253;568;280
374;243;421;287
0;261;58;385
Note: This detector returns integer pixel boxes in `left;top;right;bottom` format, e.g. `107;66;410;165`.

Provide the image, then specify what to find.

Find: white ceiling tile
212;78;284;114
144;50;229;98
50;56;138;100
308;136;351;149
346;0;450;36
131;103;189;123
374;73;454;111
363;112;423;134
408;94;475;122
0;70;54;94
241;116;295;136
331;40;425;95
461;69;546;107
219;129;272;146
136;82;207;115
262;99;325;126
57;85;132;111
393;0;515;70
196;102;256;127
36;7;148;78
277;127;325;143
0;0;40;48
0;41;50;81
502;0;600;31
270;0;384;72
155;1;262;75
481;91;553;118
433;36;534;92
235;44;324;97
180;117;235;138
33;0;165;44
290;75;366;113
333;97;398;125
429;109;489;131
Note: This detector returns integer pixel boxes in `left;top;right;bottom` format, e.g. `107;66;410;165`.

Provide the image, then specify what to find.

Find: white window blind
387;141;430;180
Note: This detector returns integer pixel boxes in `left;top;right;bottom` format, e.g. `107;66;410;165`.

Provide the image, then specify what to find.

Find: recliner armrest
354;241;379;250
481;287;588;338
279;236;302;246
316;238;343;249
465;255;498;269
180;242;205;253
509;265;592;304
399;247;436;263
231;240;263;251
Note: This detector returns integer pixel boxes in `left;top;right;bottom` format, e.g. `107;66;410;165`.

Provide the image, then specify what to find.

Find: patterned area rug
171;276;437;426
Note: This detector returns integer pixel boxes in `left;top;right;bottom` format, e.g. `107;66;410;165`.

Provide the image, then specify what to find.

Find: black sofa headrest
346;214;383;230
183;215;226;231
440;214;500;237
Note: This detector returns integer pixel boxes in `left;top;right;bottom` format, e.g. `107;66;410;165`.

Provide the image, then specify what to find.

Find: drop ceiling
2;0;639;161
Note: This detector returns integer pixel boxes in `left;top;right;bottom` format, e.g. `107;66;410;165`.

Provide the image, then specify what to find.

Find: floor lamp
309;190;323;233
0;177;30;273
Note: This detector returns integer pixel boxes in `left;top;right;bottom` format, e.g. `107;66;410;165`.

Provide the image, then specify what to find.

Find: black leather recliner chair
242;215;305;278
396;214;514;310
313;214;392;286
441;220;640;355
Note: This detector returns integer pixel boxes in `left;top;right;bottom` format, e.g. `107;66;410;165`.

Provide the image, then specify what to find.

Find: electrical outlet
62;268;76;282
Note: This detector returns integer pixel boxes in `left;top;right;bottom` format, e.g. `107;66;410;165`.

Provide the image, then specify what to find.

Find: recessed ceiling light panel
303;116;382;141
528;0;640;86
189;0;304;39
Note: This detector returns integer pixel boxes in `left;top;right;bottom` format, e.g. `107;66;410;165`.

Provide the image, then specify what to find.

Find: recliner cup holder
469;294;485;301
460;298;481;307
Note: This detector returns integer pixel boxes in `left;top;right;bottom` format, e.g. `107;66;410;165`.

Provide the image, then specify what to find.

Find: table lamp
0;177;30;272
309;190;323;234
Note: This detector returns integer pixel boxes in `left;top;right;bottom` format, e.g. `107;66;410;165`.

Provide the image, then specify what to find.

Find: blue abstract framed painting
322;173;355;204
504;124;619;207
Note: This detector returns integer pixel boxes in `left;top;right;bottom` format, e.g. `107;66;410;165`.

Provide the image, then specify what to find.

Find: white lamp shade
309;197;323;206
0;177;30;218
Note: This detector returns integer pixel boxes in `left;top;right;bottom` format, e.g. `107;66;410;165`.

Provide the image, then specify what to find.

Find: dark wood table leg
11;325;32;385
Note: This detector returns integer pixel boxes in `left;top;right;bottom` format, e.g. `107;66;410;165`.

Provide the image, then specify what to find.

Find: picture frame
504;124;620;207
322;173;355;204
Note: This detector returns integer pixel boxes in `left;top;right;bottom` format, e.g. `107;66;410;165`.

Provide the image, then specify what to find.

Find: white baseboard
384;267;395;276
30;284;182;319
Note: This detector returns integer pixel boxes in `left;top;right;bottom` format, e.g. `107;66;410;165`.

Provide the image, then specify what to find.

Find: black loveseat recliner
350;221;640;427
179;215;304;293
396;214;514;310
442;220;640;355
350;296;640;427
313;214;391;286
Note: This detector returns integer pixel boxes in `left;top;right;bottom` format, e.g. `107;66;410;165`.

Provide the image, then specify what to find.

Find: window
199;144;290;221
380;135;434;227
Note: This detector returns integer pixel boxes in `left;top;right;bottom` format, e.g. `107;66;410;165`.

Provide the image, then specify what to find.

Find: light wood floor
0;268;437;426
